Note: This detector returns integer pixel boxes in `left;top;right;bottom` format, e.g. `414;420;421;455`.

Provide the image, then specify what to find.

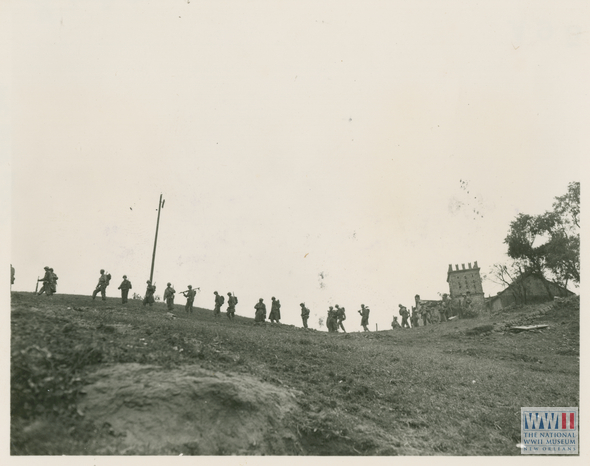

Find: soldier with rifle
326;306;337;332
163;283;176;311
213;291;224;317
410;306;419;328
118;275;132;304
37;266;53;296
92;269;111;301
335;304;347;332
269;297;281;323
414;294;429;326
49;268;58;294
181;285;197;314
399;304;410;328
358;304;370;332
440;293;450;321
421;303;431;326
254;298;266;325
143;280;156;306
300;303;310;329
463;291;473;315
226;292;238;320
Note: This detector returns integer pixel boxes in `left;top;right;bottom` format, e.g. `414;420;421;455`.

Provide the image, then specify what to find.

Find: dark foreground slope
10;292;579;455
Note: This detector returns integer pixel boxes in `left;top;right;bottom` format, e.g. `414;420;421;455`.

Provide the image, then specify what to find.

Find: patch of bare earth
77;363;302;455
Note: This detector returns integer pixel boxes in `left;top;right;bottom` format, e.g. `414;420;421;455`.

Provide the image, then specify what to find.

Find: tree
553;181;580;230
504;182;579;289
542;230;579;287
505;214;545;275
540;182;580;286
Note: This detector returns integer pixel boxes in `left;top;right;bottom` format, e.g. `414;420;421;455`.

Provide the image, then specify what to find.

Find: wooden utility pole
149;194;164;283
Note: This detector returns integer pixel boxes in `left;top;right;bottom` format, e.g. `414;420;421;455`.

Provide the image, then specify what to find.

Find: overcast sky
7;1;585;331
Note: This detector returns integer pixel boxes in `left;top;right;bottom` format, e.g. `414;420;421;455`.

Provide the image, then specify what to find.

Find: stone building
488;272;575;311
446;261;485;307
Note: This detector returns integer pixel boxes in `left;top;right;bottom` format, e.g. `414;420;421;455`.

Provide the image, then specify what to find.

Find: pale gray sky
7;1;585;331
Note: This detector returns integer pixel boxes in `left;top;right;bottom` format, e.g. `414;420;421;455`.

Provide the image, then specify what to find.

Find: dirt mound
78;363;302;455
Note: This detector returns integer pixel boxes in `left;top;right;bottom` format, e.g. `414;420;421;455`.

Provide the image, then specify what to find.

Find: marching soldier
410;306;419;327
440;293;450;321
326;306;337;332
143;280;156;306
227;292;238;320
49;268;58;294
92;269;111;301
269;297;281;323
182;285;196;314
254;298;266;325
414;294;422;311
462;291;473;317
37;266;52;296
421;305;431;326
414;294;426;326
163;283;176;311
300;303;310;329
213;291;224;317
399;304;410;328
358;304;370;332
335;304;347;332
118;275;132;304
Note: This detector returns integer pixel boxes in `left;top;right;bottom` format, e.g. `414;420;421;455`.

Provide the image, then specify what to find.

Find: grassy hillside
10;291;579;455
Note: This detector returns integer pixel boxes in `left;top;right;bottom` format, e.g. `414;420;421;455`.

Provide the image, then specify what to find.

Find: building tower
446;261;485;305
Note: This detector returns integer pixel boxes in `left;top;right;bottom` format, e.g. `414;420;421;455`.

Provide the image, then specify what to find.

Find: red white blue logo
523;411;576;430
521;408;578;455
